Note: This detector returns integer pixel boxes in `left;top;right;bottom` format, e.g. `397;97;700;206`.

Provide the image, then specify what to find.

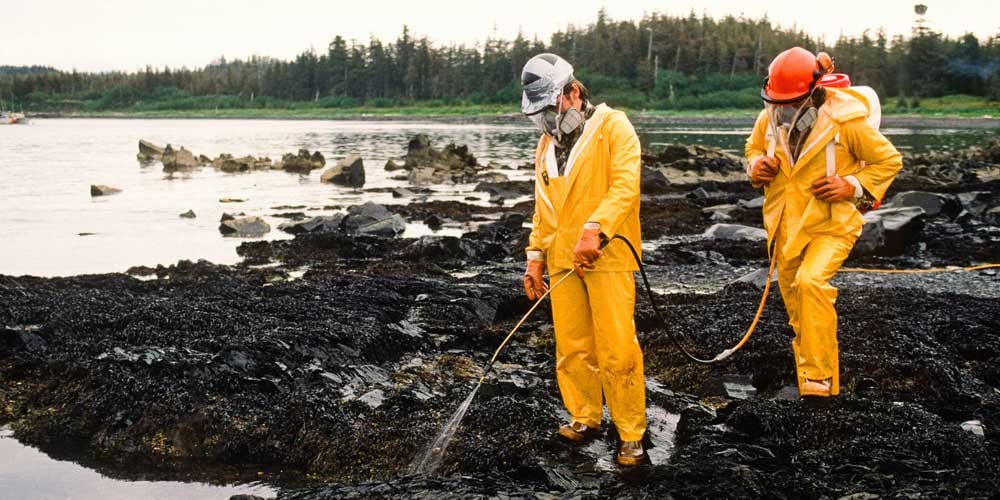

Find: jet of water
409;384;481;475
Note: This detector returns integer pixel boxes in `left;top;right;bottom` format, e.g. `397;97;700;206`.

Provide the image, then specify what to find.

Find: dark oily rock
641;165;671;193
423;214;443;230
179;209;197;219
277;215;345;235
642;143;743;173
985;206;1000;226
280;149;325;174
320;154;366;188
703;223;767;241
384;159;404;171
90;184;122;197
700;374;758;400
474;180;533;200
887;191;960;218
853;206;926;256
342;202;405;237
219;216;270;237
957;191;992;216
161;145;200;172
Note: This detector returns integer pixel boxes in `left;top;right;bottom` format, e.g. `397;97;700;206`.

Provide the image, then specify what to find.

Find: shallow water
1;118;992;277
0;426;275;500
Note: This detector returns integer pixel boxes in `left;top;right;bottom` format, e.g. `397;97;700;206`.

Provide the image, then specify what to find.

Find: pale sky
2;0;997;72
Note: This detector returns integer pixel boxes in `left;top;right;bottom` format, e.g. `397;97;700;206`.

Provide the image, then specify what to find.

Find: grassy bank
29;95;999;120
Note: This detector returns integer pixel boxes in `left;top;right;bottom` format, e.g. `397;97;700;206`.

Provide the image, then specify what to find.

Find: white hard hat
520;53;574;115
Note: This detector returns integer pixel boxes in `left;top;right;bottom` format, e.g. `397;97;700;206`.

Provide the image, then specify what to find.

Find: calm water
0;118;994;277
0;426;275;500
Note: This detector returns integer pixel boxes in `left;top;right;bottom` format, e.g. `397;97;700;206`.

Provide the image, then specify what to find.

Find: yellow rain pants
549;270;646;441
775;220;857;396
525;103;646;441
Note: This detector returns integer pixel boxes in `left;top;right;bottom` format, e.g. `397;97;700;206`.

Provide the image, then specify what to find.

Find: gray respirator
531;107;585;141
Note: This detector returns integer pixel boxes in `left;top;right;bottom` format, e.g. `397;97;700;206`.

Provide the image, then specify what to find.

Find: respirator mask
529;100;585;142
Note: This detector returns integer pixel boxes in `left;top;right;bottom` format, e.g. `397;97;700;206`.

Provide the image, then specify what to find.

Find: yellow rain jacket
745;88;903;261
526;103;642;270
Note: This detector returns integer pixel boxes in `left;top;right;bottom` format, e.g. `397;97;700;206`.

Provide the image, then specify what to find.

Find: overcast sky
2;0;997;72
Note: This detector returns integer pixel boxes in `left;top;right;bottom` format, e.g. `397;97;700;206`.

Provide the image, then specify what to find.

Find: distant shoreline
22;110;1000;129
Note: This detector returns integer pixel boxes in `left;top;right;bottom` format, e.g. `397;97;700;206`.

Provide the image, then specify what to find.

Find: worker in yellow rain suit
745;47;902;397
519;53;647;466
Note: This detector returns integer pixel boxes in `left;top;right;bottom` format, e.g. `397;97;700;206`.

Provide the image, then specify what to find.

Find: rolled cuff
843;175;864;199
526;250;544;261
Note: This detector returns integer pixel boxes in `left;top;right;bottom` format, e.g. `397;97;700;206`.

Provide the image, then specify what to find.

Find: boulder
474;181;533;205
985;206;1000;226
280;149;325;174
137;139;164;162
887;191;960;218
341;202;406;237
957;191;992;216
641;166;670;193
703;223;766;241
853;206;926;256
277;215;346;235
219;216;270;237
384;159;405;171
179;210;197;219
321;154;366;188
161;145;200;172
90;184;122;197
399;134;480;183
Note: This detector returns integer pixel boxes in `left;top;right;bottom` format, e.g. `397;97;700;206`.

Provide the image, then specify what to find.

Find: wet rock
90;184;122;197
732;268;777;289
423;214;443;230
957;191;992;216
341;202;405;237
161;145;199;172
179;210;196;219
391;187;416;198
279;149;325;174
641;165;671;193
137;139;164;162
741;196;765;210
277;215;345;235
384;159;404;171
399;134;481;184
321;154;366;188
213;154;273;173
853;206;926;256
703;223;766;241
219;215;270;237
887;191;960;218
960;420;985;437
1;327;47;354
474;181;532;205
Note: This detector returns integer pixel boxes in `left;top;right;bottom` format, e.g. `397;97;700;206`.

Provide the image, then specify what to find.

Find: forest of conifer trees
2;8;998;112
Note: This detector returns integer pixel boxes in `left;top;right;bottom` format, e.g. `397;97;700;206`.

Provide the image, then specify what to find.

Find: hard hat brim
761;78;812;104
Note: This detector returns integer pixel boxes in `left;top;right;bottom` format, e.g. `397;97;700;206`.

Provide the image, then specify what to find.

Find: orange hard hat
762;47;834;104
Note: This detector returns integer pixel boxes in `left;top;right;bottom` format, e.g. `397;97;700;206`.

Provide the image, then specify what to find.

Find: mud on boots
747;46;903;398
520;52;649;467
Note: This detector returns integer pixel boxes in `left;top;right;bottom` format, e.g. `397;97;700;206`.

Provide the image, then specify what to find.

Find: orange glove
572;226;603;278
749;155;780;185
811;175;855;202
523;259;548;300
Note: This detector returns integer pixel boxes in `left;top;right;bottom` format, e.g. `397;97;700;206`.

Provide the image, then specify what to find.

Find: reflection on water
0;426;275;500
0;118;993;277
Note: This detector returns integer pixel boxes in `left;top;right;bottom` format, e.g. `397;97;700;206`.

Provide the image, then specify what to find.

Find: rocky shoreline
2;138;999;499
